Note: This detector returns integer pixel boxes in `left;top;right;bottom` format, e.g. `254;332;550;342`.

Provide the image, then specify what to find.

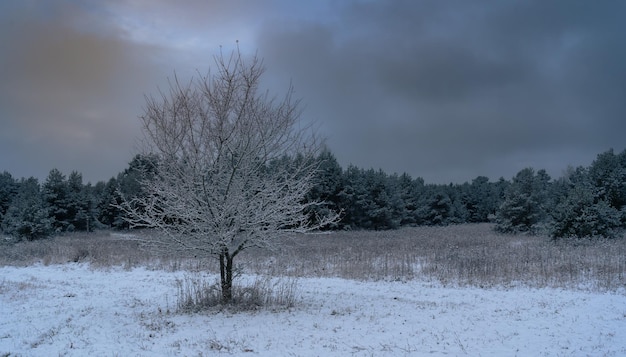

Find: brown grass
175;274;299;312
1;224;625;292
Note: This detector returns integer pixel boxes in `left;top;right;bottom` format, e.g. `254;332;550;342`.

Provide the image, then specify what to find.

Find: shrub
175;274;299;312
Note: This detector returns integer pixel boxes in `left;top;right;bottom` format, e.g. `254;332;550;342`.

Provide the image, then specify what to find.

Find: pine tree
0;171;18;229
418;186;454;226
99;154;159;230
66;171;91;231
447;184;469;224
496;168;551;234
97;177;126;228
42;168;69;232
588;149;626;227
376;172;404;229
397;173;425;226
550;166;622;238
337;165;368;229
463;176;498;223
305;149;343;229
2;177;52;240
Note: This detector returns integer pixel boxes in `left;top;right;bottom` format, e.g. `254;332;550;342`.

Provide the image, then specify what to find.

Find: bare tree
119;49;339;302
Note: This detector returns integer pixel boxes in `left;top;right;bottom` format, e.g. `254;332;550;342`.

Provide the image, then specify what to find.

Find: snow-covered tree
397;173;425;226
65;171;92;231
418;186;455;226
42;168;69;232
100;155;159;230
550;164;623;239
39;169;96;233
96;177;123;228
337;165;368;229
337;167;404;230
118;49;339;302
496;168;551;234
2;177;52;240
304;149;343;229
0;171;18;229
463;176;499;223
587;149;626;226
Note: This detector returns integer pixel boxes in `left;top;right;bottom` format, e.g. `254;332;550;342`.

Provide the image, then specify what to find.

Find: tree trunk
219;249;234;303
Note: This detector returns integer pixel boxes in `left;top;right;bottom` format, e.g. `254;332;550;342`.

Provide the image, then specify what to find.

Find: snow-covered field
1;263;625;356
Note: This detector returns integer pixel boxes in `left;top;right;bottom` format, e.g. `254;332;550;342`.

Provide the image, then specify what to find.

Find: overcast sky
1;0;625;184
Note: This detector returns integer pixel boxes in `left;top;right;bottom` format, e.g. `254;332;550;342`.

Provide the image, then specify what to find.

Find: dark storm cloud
257;0;626;183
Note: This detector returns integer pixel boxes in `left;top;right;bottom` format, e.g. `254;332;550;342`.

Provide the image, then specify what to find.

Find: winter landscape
2;225;625;356
2;2;626;356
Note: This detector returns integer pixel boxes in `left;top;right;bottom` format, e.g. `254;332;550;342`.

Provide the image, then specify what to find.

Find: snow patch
1;263;625;356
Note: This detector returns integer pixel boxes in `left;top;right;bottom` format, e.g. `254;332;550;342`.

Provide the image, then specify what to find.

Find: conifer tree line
1;148;624;241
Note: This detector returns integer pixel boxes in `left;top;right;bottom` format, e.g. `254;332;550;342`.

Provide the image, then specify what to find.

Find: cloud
256;0;626;182
0;1;166;182
0;0;624;184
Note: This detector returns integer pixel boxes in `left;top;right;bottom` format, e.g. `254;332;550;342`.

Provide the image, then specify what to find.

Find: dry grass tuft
175;274;299;312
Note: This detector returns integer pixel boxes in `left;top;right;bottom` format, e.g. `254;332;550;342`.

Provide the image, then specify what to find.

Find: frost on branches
119;49;340;302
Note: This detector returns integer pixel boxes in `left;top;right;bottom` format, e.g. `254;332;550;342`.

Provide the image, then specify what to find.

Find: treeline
1;149;624;241
0;155;155;240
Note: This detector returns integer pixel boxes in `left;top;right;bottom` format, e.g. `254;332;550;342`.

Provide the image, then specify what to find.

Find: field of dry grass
2;224;625;292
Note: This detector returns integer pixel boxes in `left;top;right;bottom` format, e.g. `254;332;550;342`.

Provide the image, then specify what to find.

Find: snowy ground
1;263;625;356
